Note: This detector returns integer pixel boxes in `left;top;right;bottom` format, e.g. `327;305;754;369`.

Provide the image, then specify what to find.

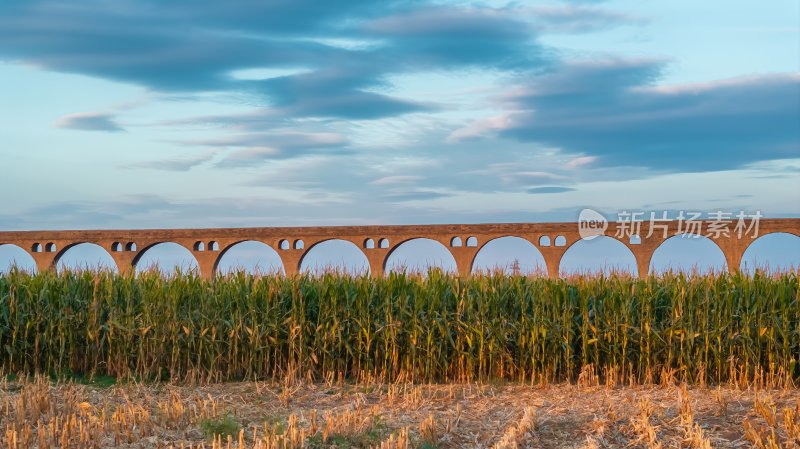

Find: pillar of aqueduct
0;219;797;279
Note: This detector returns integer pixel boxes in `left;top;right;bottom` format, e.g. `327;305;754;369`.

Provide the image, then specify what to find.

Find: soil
0;377;797;448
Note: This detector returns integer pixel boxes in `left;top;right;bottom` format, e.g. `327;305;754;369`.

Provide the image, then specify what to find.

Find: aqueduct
1;218;798;279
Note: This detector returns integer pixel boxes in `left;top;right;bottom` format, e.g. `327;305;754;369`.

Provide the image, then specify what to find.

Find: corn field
0;269;797;385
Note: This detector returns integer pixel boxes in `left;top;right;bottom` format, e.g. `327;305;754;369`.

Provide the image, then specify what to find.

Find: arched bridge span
0;219;797;278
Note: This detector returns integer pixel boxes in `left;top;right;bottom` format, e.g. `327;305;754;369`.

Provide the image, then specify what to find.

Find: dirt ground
0;376;797;448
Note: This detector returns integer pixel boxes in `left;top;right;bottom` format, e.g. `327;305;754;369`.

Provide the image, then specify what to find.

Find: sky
0;0;798;274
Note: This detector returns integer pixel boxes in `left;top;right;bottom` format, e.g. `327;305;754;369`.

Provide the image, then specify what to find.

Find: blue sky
0;0;798;273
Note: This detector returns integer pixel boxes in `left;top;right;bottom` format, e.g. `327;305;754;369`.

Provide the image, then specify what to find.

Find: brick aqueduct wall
0;219;798;279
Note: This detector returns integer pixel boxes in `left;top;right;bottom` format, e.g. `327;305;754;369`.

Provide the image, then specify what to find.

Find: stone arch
559;236;638;276
299;239;370;275
364;238;375;249
133;242;199;276
384;237;457;274
740;232;800;274
471;236;547;275
55;242;118;273
649;234;726;274
0;243;37;273
215;240;284;275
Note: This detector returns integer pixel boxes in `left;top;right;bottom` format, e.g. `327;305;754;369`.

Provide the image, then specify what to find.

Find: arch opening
466;236;478;247
294;239;305;250
554;236;567;247
560;236;637;276
0;244;37;274
300;239;369;276
378;238;390;249
56;243;117;273
472;236;547;276
208;241;220;251
740;232;800;274
134;242;199;276
649;234;726;275
45;242;57;252
32;243;42;253
111;242;122;252
279;239;290;251
450;237;463;247
216;240;284;275
194;241;205;252
125;242;137;252
364;238;375;249
539;236;551;247
385;238;457;275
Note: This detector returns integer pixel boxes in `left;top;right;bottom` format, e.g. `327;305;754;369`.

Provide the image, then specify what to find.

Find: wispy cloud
565;156;597;169
371;175;422;186
527;186;575;194
501;171;567;186
215;147;282;168
54;112;124;132
522;5;641;33
175;132;347;150
380;189;452;202
124;150;219;171
447;115;512;142
170;132;351;166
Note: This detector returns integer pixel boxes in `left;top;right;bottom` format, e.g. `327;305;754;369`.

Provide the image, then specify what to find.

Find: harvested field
0;376;797;448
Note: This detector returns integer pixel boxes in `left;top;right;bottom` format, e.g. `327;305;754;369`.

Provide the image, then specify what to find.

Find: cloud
380;190;452;202
565;156;597;169
371;175;422;186
125;150;218;171
0;1;354;92
364;6;544;69
253;71;430;119
54;112;124;132
523;6;640;34
170;131;351;166
501;171;567;186
0;0;554;123
461;59;799;172
527;186;575;194
447;114;512;142
131;132;350;170
178;132;347;150
216;147;283;168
